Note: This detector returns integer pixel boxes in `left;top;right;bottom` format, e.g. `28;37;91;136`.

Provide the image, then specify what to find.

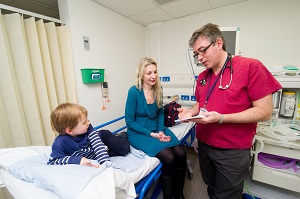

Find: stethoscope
199;53;233;90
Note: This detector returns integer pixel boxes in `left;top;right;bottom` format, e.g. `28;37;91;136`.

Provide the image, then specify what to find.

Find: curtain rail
0;3;64;25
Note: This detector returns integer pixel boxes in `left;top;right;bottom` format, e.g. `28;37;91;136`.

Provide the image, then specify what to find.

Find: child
48;103;130;167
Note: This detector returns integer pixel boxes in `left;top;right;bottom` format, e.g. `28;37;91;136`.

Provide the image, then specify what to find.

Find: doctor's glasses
193;42;215;58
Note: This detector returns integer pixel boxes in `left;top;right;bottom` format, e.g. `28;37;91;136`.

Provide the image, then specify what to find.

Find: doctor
178;23;281;199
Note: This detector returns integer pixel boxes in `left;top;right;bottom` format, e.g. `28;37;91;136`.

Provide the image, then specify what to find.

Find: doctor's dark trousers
197;140;251;199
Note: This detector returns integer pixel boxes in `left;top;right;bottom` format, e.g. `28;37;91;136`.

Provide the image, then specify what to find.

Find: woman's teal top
125;86;180;156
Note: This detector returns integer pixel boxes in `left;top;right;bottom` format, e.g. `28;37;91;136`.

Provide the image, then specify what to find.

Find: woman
125;57;187;199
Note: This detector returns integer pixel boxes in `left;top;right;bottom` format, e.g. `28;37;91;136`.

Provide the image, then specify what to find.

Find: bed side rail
94;116;127;134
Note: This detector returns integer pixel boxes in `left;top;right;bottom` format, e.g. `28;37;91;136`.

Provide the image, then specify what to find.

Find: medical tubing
186;47;197;92
251;136;264;155
243;181;256;199
258;153;296;169
193;138;198;153
256;125;300;149
258;135;300;149
186;47;197;80
293;164;300;176
258;124;300;142
258;153;300;176
256;126;300;149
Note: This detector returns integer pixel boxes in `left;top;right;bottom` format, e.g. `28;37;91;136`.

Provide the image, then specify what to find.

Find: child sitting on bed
47;103;130;167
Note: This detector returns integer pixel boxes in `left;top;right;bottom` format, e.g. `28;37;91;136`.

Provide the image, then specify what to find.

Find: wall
146;0;300;106
160;0;300;71
57;0;300;123
58;0;145;127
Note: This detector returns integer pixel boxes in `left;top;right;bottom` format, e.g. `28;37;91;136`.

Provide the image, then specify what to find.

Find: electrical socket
161;76;170;82
181;95;190;100
191;95;196;101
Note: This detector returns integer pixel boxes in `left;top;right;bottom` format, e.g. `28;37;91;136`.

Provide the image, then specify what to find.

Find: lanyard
204;54;230;108
204;70;220;108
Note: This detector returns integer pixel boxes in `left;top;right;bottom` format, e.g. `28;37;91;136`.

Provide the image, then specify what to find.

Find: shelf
252;165;300;193
274;76;300;88
252;75;300;194
252;141;300;193
254;140;300;159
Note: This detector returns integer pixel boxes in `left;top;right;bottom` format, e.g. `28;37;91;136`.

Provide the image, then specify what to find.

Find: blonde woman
125;57;187;199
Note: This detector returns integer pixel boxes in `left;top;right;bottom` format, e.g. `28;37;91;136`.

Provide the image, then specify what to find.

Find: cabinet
252;141;300;193
251;75;300;193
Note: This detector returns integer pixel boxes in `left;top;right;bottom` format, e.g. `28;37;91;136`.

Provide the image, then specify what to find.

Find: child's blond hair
50;103;87;135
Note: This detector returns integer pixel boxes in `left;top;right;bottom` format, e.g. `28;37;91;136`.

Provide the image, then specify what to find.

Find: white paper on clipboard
175;114;206;123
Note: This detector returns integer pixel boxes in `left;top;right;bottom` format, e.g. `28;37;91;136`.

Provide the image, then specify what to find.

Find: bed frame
94;116;195;199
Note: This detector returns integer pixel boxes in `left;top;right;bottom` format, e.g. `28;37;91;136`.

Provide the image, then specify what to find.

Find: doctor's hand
189;111;222;124
177;107;193;122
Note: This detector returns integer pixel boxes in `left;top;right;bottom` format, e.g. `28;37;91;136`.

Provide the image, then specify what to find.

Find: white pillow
7;155;110;199
0;146;51;169
8;154;48;182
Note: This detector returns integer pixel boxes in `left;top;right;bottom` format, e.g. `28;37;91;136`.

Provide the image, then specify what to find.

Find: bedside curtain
0;12;77;148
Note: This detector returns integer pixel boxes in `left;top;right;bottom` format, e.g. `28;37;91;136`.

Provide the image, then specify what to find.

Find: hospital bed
0;116;195;199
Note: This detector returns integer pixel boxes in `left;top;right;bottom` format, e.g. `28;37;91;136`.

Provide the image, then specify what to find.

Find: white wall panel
58;0;146;126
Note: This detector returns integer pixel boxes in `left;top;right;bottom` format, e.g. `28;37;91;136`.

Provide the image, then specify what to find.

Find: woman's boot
174;168;186;199
161;175;174;199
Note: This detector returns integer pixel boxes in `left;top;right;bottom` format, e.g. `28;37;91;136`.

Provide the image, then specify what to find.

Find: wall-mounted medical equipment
221;27;241;56
101;82;109;97
101;81;111;110
279;91;296;117
80;68;104;84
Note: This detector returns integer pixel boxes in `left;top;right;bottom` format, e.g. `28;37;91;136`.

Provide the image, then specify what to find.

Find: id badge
200;108;208;115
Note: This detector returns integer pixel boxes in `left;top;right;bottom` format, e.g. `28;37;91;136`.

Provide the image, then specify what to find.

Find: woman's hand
80;157;100;168
150;132;171;142
150;132;160;139
158;131;171;142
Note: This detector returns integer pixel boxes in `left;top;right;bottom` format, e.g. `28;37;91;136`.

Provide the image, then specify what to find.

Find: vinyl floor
152;146;300;199
182;146;210;199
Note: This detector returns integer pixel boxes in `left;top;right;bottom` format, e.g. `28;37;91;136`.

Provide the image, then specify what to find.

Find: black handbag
163;101;181;127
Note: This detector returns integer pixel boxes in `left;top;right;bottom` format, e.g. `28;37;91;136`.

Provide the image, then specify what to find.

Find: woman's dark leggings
155;145;187;177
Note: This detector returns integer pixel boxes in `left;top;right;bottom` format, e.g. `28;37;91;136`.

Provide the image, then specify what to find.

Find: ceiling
0;0;60;19
0;0;249;26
